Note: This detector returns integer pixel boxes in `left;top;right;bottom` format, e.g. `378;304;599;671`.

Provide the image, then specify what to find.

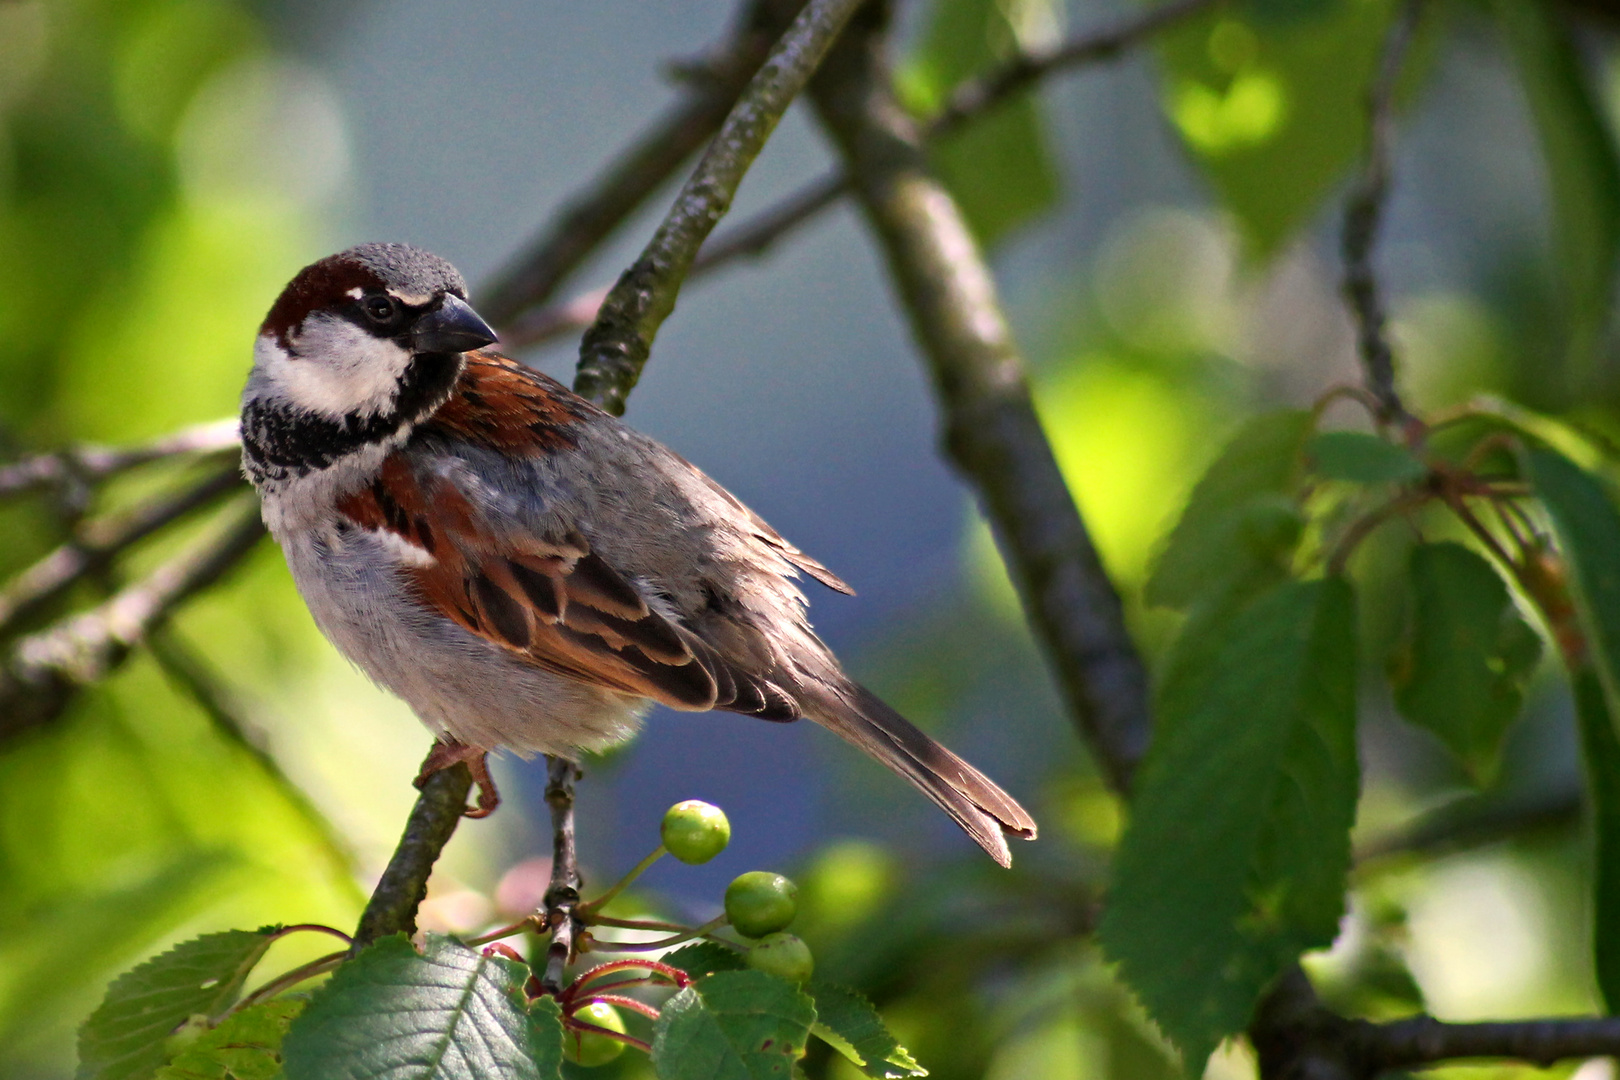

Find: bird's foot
415;739;500;819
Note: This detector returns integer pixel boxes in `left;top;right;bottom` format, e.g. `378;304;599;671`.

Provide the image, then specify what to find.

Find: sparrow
240;242;1036;865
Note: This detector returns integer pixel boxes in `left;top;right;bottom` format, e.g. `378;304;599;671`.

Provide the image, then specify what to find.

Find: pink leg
415;739;500;819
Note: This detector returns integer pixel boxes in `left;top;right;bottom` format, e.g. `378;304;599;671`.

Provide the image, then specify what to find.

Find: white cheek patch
255;316;412;420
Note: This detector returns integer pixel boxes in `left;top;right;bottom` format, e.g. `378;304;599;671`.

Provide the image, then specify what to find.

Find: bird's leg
415;738;500;819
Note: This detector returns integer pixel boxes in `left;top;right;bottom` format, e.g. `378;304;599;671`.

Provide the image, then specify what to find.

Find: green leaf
1495;0;1620;372
1307;431;1427;484
900;0;1060;247
156;998;305;1080
1101;578;1359;1070
1526;448;1620;697
664;942;748;979
807;983;925;1079
281;934;545;1080
527;996;564;1079
1575;668;1620;1010
1157;0;1402;255
79;928;279;1080
1390;542;1542;783
652;970;815;1080
1146;409;1314;609
1525;447;1620;1009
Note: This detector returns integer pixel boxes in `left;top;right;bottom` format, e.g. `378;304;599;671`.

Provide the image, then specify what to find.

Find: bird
240;242;1037;865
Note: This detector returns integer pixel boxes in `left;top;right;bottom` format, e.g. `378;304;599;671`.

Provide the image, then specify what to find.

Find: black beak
410;294;498;354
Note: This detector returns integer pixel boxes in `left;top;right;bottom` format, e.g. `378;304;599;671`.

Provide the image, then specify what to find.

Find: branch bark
350;765;477;951
804;2;1151;790
574;0;870;415
0;498;266;740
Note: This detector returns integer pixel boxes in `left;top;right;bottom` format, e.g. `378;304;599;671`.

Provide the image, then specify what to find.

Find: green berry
661;800;731;864
745;932;814;983
725;871;798;938
565;1001;627;1067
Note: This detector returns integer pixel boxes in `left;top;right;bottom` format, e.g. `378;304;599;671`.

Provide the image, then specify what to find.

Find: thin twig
501;0;1214;350
540;756;583;994
0;464;245;636
574;0;869;415
1341;0;1424;430
0;499;267;741
0;418;240;501
806;4;1151;790
928;0;1219;135
477;1;798;326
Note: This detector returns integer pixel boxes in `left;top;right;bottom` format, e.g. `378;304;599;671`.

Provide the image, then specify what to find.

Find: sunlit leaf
1101;578;1359;1070
527;996;564;1080
652;970;815;1080
1156;0;1400;255
78;928;278;1080
664;942;748;979
155;997;304;1080
808;983;926;1079
1307;431;1426;485
1146;409;1314;609
1494;0;1620;373
281;934;542;1080
1389;542;1542;783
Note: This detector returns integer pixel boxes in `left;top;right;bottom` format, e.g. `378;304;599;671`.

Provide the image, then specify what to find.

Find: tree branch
478;2;801;328
0;498;266;741
350;764;477;952
0;463;246;637
539;757;582;994
500;0;1216;351
1341;0;1423;430
574;0;869;415
805;3;1151;790
1251;967;1620;1079
0;418;240;501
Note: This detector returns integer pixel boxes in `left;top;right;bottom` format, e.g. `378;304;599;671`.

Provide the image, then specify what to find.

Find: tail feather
807;682;1037;867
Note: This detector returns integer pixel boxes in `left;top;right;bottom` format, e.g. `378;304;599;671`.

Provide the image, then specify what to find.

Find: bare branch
0;497;266;741
0;418;240;501
1251;967;1620;1079
1341;0;1424;429
351;763;477;952
477;3;798;327
0;464;246;637
539;757;582;994
806;5;1151;790
501;0;1213;351
574;0;869;414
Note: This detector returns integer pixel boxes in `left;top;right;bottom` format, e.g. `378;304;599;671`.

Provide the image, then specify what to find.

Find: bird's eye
362;295;399;324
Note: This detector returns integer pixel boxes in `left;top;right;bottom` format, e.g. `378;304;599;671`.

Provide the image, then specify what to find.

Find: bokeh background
1;0;1615;1077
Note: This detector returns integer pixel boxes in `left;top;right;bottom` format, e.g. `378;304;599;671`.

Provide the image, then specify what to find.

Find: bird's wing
334;353;801;719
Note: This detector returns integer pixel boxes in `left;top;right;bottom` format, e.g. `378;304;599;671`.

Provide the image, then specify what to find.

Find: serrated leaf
1526;447;1620;1009
281;934;543;1080
1101;578;1359;1070
1390;542;1542;783
156;998;305;1080
901;0;1060;247
1157;0;1402;255
527;996;564;1079
808;983;925;1079
79;928;279;1080
663;942;748;979
1307;431;1427;484
1147;409;1314;609
1495;0;1620;371
652;970;815;1080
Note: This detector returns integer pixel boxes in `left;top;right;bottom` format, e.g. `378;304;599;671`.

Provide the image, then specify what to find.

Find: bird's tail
805;682;1037;867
